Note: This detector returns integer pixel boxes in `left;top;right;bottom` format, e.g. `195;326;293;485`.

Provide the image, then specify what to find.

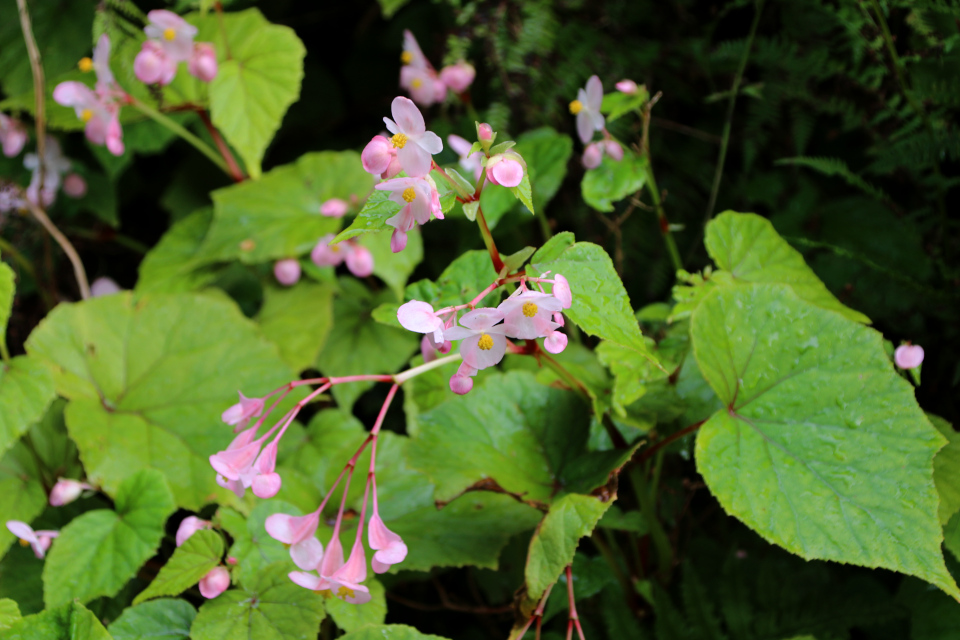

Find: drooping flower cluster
399;30;475;107
570;75;625;169
53;36;126;156
134;10;218;85
398;275;573;394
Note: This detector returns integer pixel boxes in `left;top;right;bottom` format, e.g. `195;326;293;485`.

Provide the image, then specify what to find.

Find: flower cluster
398;275;572;394
54;36;126;156
134;10;218;85
399;30;475;107
570;75;625;169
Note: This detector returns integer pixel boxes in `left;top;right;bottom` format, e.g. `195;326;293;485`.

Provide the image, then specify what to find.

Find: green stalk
129;98;231;176
645;167;683;273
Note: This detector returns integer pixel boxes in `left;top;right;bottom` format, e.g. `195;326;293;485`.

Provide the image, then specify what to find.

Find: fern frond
775;156;891;202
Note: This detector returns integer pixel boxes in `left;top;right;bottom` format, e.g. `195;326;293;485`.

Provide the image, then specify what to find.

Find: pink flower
199;566;230;599
0;114;27;158
399;31;446;107
54;37;125;156
485;153;525;188
209;426;262;483
144;10;197;62
311;235;375;278
604;139;624;161
90;276;122;297
895;344;924;369
383;97;443;177
265;511;325;571
328;539;372;604
375;175;442;238
62;173;87;198
368;512;407;574
400;30;431;70
439;61;476;93
176;516;212;546
134;41;178;85
221;392;265;429
320;198;349;218
49;478;92;507
398;300;445;344
189;43;218;82
250;441;281;499
499;290;563;340
443;308;508;370
448;134;483;181
570;75;605;144
274;259;301;286
361;135;402;178
345;244;374;278
615;79;638;94
6;521;58;559
582;142;603;169
552;274;572;309
449;362;478;395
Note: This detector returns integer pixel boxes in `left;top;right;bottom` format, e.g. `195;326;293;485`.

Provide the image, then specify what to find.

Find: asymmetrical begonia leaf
691;283;958;598
189;562;324;640
108;599;197;640
42;470;176;608
136;209;219;294
0;601;111;640
25;292;298;509
257;282;334;373
133;530;225;605
581;151;647;212
339;625;450;640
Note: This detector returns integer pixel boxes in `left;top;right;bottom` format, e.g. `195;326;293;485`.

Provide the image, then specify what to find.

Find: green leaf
0;600;19;631
514;127;573;213
0;602;111;640
137;209;219;294
133;530;224;605
596;340;665;415
501;247;536;273
258;282;335;373
359;228;424;301
705;212;870;323
525;493;613;600
691;283;958;598
898;575;960;640
199;152;373;264
462;200;480;222
601;88;649;123
0;261;14;337
42;469;176;608
340;625;450;640
216;501;299;587
930;415;960;525
0;356;56;461
581;151;647;212
0;544;43;616
108;599;197;640
531;240;653;358
408;371;590;505
324;578;386;632
333;178;456;243
25;292;298;510
774;157;890;203
376;0;411;18
206;8;306;178
0;441;47;560
509;172;535;214
190;562;324;640
316;279;418;410
442;167;476;197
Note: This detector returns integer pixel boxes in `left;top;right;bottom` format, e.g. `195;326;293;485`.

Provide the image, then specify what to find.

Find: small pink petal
265;511;319;545
615;79;638;94
320;198;349;218
252;472;282;499
199;566;230;599
552;274;572;308
290;536;324;571
390;229;408;253
491;158;524;188
361;136;393;176
894;344;924;369
544;331;568;354
189;43;218;82
391;96;426;136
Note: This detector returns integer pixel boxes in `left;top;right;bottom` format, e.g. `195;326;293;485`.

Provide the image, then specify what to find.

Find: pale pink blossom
439;61;476;93
443;308;508;370
582;142;603;169
345;244;374;278
209;426;261;485
189;43;218;82
448;134;483;181
399;31;446;107
199;566;230;599
383;97;443;177
6;521;58;559
176;516;212;546
266;511;325;571
274;259;301;286
895;344;924;369
221;392;265;429
398;300;445;344
485;153;525;188
552;274;572;308
320;198;349;218
368;512;407;573
375;175;442;253
144;10;197;61
328;539;372;604
361;135;402;179
311;235;375;278
49;478;92;507
134;41;178;86
90;276;122;297
0;115;27;158
250;441;281;499
62;173;87;198
570;75;605;144
615;79;638;94
499;290;563;340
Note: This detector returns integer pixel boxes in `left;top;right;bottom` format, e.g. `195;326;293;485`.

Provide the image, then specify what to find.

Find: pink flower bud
361;135;393;176
199;566;230;599
134;41;176;85
90;277;122;297
544;330;568;354
439;61;476;93
604;140;624;161
320;198;349;218
345;244;374;278
390;229;408;253
488;158;524;188
433;78;448;104
615;79;638;94
62;173;87;198
894;344;924;369
189;43;218;82
221;392;265;427
226;556;238;565
252;472;282;499
176;515;212;546
582;142;603;169
274;259;301;286
478;123;494;143
49;478;90;507
311;234;344;268
449;374;473;395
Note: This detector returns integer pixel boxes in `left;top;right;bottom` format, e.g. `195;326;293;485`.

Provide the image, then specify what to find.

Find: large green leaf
531;238;653;358
206;8;306;178
0;357;55;462
136;209;219;294
108;599;196;640
133;530;225;605
198;152;373;264
0;600;19;631
42;470;176;608
359;228;424;301
516;127;574;213
931;415;960;525
691;283;957;597
705;212;870;324
257;282;335;373
525;494;613;601
340;625;450;640
581;151;647;212
25;292;297;509
190;562;324;640
0;602;110;640
408;371;590;505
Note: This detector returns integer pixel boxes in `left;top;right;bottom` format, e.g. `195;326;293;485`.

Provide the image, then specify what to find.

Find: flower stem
475;205;505;272
197;109;246;182
644;168;683;274
129;98;232;176
393;353;462;385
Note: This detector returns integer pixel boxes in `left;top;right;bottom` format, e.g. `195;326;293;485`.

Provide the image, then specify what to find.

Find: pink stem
328;374;395;385
513;583;554;640
566;566;585;640
370;384;399;437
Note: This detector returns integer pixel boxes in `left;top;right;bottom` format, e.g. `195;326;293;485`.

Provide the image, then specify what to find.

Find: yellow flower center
336;586;355;600
19;538;29;547
401;51;413;64
522;302;538;317
569;99;583;115
477;334;494;350
391;132;408;149
402;187;417;203
411;78;423;88
80;108;94;123
317;589;333;598
78;57;93;72
163;27;177;41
